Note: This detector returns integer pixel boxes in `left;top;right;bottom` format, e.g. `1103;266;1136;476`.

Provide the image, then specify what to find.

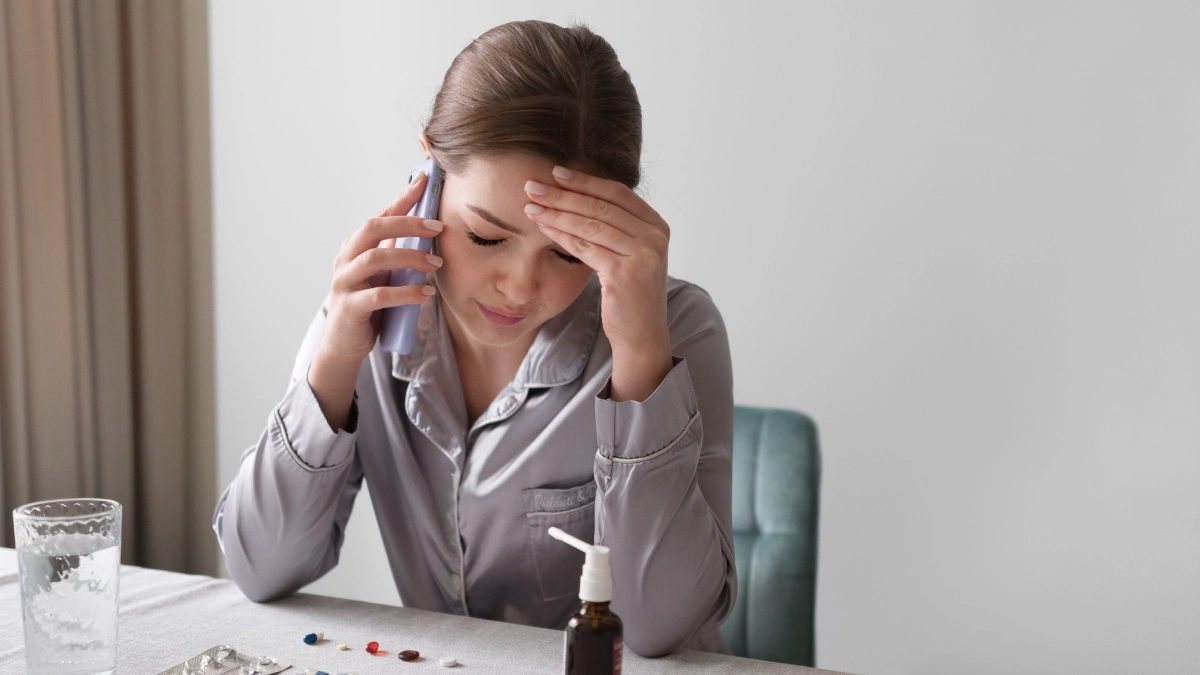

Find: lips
476;301;527;327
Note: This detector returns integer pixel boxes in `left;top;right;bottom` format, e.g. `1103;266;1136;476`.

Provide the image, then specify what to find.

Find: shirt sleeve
592;283;737;657
212;298;364;602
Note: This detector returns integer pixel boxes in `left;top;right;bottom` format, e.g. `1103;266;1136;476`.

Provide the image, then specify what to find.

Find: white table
0;548;847;674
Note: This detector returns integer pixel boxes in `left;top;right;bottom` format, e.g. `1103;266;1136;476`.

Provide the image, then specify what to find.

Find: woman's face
432;152;595;350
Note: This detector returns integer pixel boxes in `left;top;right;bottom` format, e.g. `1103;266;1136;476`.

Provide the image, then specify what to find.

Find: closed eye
467;231;502;246
468;230;582;264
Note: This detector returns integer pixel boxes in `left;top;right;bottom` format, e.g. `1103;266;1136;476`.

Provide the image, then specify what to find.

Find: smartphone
379;158;443;354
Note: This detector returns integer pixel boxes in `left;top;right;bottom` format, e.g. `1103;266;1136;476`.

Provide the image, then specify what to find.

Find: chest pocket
523;481;597;602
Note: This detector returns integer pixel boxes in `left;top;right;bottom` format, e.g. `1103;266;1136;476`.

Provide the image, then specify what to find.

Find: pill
304;631;324;644
440;656;458;667
398;649;420;661
337;643;349;650
366;641;380;654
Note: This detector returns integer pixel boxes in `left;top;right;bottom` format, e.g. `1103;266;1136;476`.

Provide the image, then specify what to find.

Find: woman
213;20;736;657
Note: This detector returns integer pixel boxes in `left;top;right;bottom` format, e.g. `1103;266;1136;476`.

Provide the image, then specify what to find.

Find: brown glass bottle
564;600;623;675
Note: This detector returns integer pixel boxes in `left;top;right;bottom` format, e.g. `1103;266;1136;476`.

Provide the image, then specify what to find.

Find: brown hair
424;21;642;189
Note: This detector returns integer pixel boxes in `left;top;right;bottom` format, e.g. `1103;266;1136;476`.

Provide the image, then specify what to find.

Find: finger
524;180;644;239
535;222;619;273
336;247;443;292
524;204;636;255
367;237;397;287
376;170;428;218
547;166;668;235
338;215;443;266
348;283;437;314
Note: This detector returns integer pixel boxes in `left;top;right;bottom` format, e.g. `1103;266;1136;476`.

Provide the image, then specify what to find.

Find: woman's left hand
524;166;674;403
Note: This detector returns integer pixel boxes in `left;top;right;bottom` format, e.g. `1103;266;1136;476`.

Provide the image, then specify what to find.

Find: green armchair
719;406;821;666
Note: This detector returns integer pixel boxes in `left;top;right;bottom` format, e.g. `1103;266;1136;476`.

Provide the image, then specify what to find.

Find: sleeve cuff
275;369;357;469
595;356;699;461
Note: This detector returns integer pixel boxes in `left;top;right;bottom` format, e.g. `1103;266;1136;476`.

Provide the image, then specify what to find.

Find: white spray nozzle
548;527;612;603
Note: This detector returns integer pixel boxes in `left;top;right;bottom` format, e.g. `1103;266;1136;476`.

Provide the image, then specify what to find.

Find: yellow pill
338;644;349;651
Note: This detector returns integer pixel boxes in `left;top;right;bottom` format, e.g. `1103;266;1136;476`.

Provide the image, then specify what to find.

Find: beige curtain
0;0;215;575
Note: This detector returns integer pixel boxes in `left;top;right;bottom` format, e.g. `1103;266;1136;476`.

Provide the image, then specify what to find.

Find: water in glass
19;533;120;675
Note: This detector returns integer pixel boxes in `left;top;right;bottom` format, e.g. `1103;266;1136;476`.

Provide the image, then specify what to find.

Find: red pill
366;641;380;654
399;650;420;661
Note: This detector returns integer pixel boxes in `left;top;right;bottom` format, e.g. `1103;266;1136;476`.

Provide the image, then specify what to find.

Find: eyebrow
466;204;526;236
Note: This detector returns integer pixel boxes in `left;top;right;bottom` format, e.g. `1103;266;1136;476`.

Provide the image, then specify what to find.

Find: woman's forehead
454;152;558;184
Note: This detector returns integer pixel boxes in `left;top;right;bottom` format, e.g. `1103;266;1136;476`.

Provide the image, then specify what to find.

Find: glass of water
14;499;122;675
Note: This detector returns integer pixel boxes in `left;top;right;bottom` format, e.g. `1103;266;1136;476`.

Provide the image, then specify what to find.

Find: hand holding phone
308;163;442;431
379;159;444;354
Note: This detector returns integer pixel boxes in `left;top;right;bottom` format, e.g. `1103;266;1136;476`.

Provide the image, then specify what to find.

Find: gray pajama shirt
213;275;736;656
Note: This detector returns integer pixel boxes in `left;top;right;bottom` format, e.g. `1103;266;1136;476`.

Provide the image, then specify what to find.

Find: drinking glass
14;499;122;675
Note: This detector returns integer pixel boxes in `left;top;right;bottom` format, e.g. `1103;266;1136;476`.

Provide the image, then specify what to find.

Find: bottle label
613;637;623;673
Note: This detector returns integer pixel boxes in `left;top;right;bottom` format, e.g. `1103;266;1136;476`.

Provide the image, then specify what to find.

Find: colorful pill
365;641;379;654
398;649;419;661
303;631;324;644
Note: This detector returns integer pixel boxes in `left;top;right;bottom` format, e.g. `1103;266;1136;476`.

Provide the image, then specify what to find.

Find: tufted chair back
718;406;821;666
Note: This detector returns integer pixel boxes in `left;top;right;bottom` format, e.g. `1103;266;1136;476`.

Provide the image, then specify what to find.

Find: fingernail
410;170;427;185
423;219;443;232
524;180;547;196
422;285;436;296
426;254;443;266
524;203;545;215
552;166;574;180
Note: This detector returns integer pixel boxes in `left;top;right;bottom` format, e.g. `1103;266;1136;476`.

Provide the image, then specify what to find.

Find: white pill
440;656;458;667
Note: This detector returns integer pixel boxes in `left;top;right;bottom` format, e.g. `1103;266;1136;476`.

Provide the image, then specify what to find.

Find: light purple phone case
379;159;443;354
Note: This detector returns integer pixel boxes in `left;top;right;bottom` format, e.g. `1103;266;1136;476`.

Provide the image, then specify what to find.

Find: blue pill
304;632;318;644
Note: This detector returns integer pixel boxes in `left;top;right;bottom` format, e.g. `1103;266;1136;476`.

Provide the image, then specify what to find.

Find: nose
495;258;539;307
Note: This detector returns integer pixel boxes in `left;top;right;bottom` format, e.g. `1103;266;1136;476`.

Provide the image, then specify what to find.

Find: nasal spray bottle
548;527;623;675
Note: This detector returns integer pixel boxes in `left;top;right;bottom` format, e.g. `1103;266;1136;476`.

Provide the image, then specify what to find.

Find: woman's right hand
308;171;444;431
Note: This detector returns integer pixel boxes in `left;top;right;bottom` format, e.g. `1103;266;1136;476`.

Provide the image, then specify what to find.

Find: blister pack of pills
156;644;290;675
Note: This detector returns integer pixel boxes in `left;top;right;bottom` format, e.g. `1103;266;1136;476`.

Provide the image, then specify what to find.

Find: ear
418;132;432;160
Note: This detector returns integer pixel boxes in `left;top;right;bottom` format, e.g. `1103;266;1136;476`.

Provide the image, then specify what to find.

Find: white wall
209;3;1200;674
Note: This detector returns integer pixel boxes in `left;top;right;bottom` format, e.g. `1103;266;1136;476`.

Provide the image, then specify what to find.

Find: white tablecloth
0;548;846;674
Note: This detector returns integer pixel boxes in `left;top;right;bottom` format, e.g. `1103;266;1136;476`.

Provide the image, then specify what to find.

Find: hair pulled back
424;21;642;189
